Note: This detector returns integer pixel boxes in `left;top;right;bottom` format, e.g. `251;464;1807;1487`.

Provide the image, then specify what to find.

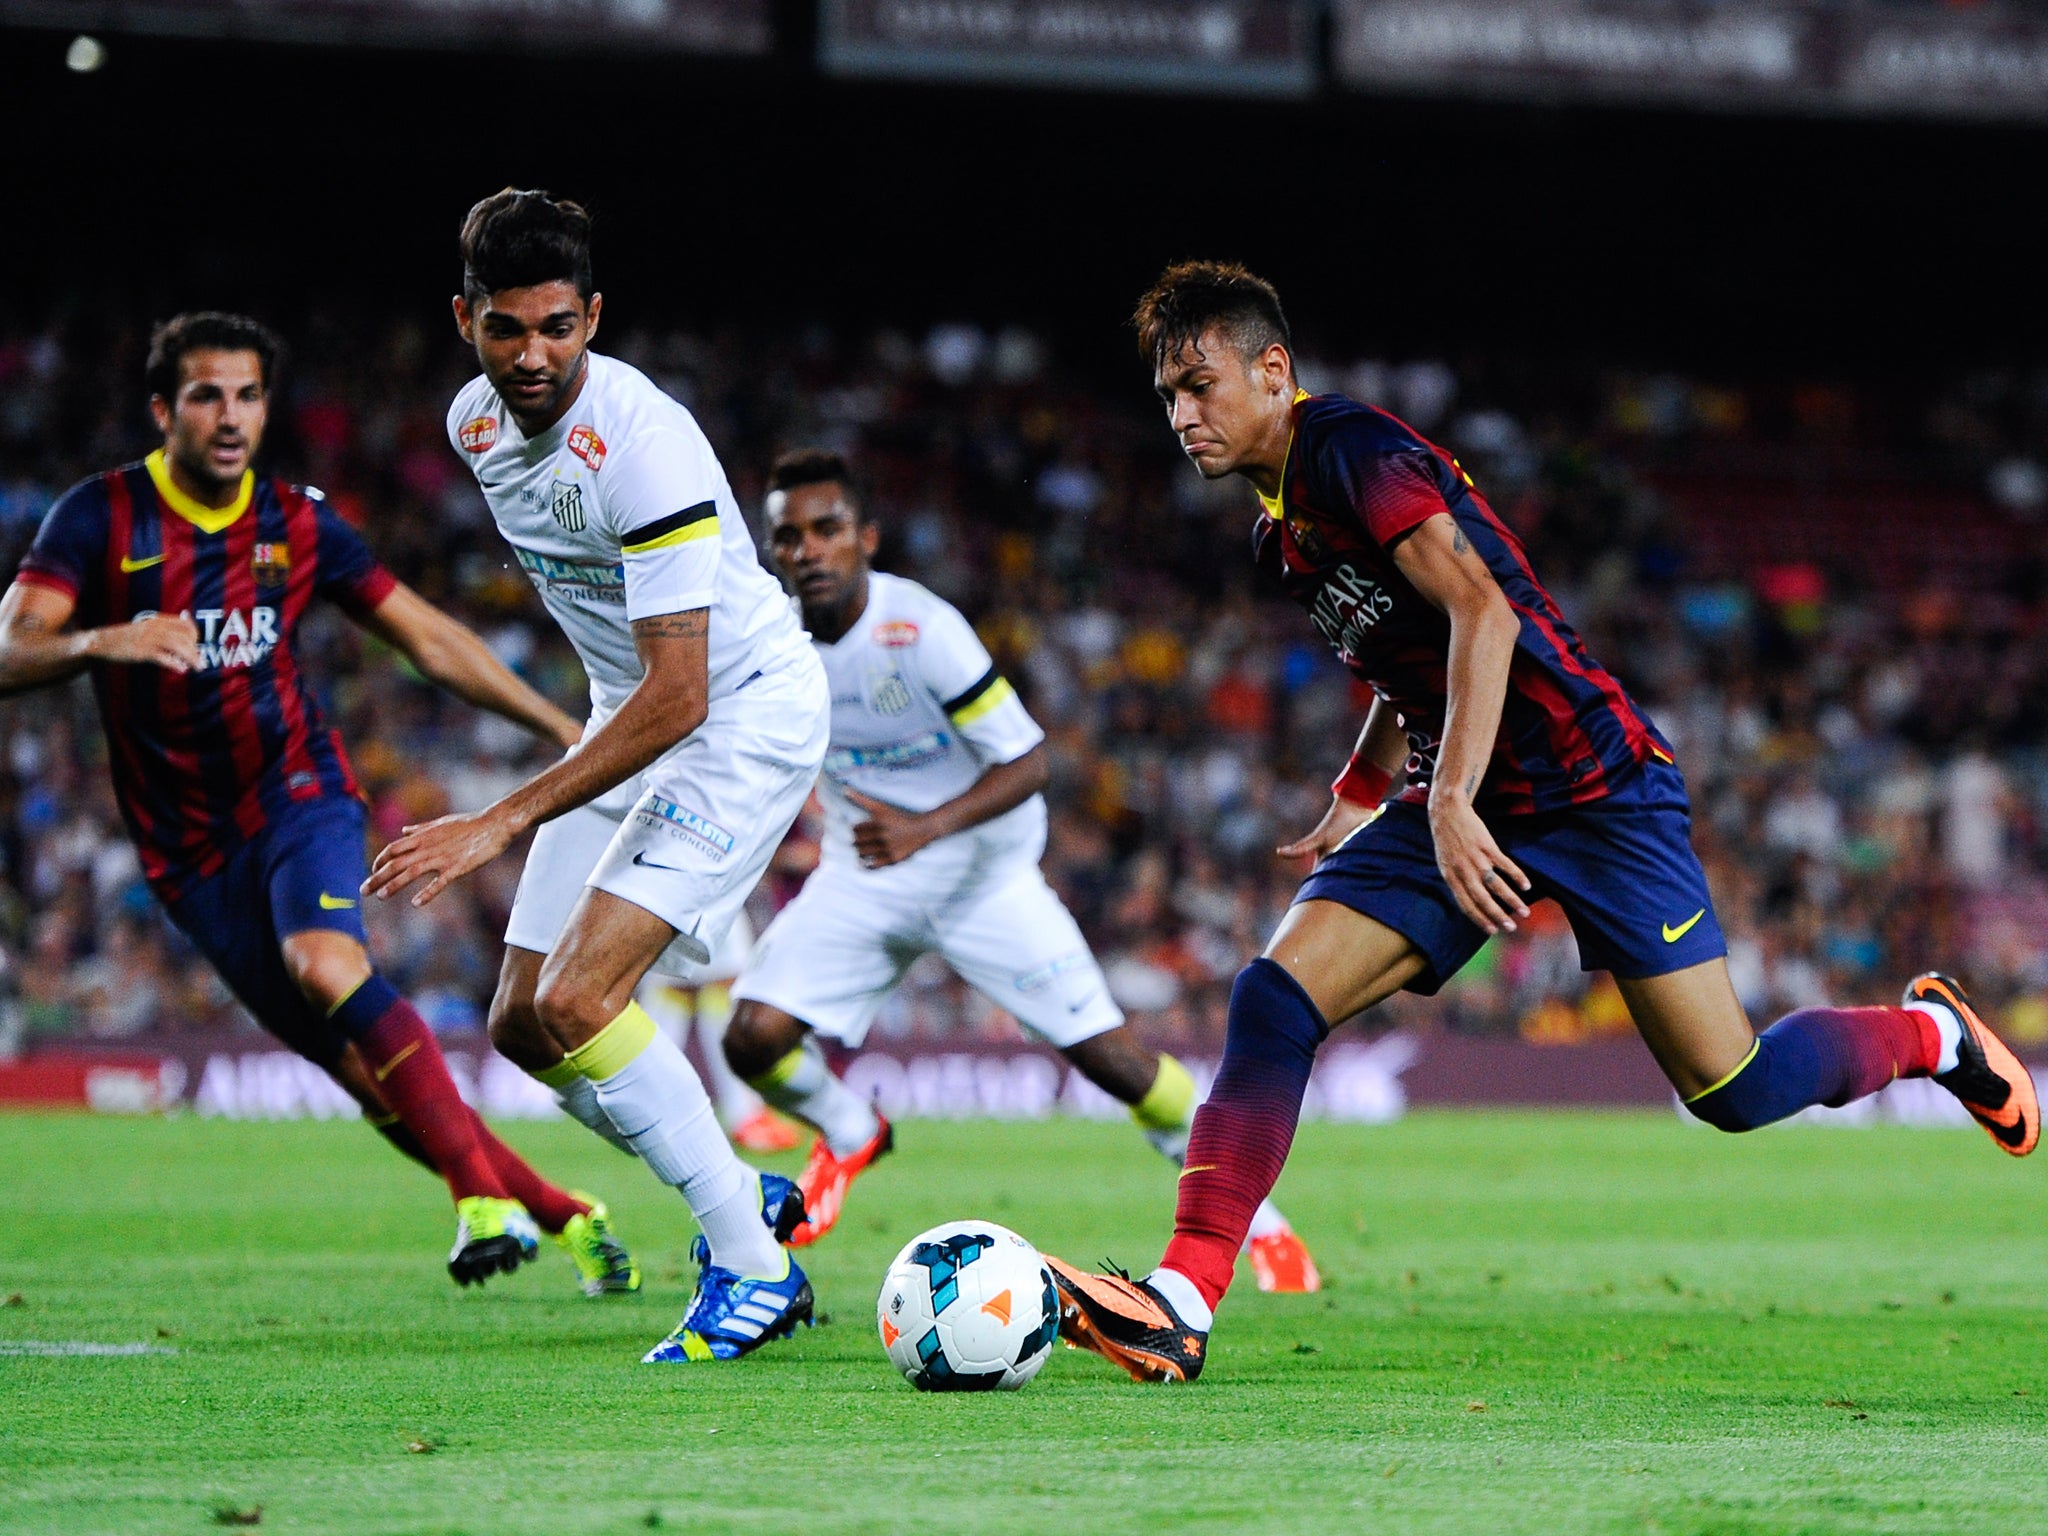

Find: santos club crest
552;480;587;533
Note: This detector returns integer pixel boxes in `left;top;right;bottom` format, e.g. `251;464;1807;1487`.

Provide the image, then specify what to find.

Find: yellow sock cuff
1131;1053;1197;1132
1683;1040;1760;1104
533;1058;581;1091
565;1002;659;1084
750;1045;808;1093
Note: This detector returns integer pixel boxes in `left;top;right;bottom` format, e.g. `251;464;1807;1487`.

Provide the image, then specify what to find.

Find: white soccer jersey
814;572;1045;872
448;352;809;722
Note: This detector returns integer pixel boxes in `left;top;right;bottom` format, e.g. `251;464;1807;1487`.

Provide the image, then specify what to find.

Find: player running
0;311;634;1293
723;450;1319;1292
365;189;830;1364
1048;261;2039;1384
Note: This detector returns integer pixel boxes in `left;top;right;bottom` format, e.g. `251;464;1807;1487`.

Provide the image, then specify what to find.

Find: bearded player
1047;262;2038;1384
366;190;830;1364
723;450;1319;1292
0;311;635;1293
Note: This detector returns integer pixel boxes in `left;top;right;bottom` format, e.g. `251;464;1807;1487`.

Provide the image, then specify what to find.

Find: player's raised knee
531;966;618;1050
724;1000;804;1081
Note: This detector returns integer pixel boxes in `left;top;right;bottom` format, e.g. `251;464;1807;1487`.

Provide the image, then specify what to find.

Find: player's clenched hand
1429;798;1531;935
845;789;935;869
363;807;517;907
88;614;201;672
1276;796;1378;862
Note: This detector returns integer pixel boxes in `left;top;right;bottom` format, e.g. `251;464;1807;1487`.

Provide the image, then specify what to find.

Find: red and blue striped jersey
15;453;396;895
1253;392;1668;815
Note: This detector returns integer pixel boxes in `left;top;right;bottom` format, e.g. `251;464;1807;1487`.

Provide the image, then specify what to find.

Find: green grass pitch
3;1109;2046;1535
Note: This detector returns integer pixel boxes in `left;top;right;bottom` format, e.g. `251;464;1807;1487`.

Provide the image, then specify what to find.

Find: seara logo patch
459;415;498;453
568;424;606;470
872;621;919;648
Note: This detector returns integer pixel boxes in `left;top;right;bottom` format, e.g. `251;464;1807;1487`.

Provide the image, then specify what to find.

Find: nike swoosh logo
1178;1165;1218;1179
1662;909;1706;943
318;893;357;910
119;553;165;573
373;1040;421;1082
632;851;686;873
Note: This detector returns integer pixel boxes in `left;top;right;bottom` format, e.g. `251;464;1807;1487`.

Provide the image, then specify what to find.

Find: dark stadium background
5;3;2048;1118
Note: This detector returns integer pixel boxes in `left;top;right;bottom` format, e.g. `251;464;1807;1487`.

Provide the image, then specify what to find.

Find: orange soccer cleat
787;1115;894;1246
1044;1255;1207;1384
1247;1227;1322;1294
1907;972;2039;1157
730;1107;802;1154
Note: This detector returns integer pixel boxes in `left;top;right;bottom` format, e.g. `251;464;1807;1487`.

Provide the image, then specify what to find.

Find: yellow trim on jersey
1682;1040;1759;1104
623;519;719;556
1257;388;1312;521
948;676;1017;728
145;450;252;534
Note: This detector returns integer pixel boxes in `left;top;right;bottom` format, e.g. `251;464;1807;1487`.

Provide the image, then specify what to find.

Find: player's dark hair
460;188;595;304
144;312;282;401
1133;260;1290;371
770;448;869;523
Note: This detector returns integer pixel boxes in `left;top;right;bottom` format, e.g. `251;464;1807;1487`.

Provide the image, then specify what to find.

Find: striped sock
1684;1006;1940;1131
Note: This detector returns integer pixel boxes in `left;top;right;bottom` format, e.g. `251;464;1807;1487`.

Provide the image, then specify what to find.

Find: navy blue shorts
164;796;372;1067
1296;757;1726;996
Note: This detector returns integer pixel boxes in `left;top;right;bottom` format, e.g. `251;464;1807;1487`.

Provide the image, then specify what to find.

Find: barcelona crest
251;542;291;586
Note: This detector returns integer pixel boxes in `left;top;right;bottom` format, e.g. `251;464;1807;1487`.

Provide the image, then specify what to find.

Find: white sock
1907;1001;1964;1076
755;1036;880;1156
1151;1131;1288;1248
1144;1266;1214;1332
589;1028;784;1278
551;1074;635;1155
1245;1200;1290;1240
692;992;767;1128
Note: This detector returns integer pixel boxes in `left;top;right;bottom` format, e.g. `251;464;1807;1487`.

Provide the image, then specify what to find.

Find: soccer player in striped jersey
1047;262;2038;1384
723;450;1319;1292
0;312;636;1294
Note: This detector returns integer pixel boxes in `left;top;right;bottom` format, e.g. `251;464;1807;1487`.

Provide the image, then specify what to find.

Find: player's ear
148;395;172;437
859;518;881;559
451;295;474;342
584;292;602;343
1262;342;1292;394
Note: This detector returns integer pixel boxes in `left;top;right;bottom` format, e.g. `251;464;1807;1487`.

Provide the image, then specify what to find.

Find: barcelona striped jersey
1253;392;1669;814
16;451;395;895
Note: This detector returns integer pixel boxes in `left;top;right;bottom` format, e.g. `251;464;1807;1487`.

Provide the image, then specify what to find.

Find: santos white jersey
448;352;809;724
815;572;1044;874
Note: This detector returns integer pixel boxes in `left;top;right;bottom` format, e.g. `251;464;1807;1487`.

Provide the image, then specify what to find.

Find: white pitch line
0;1340;179;1357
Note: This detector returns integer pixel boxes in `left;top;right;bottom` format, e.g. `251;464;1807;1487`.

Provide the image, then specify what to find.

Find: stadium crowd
4;310;2048;1057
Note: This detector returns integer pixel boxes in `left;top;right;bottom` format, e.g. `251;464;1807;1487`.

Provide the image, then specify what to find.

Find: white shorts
504;656;828;981
733;854;1124;1050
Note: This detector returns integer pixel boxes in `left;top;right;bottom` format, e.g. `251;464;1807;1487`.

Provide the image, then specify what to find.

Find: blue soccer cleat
759;1171;807;1244
641;1238;814;1363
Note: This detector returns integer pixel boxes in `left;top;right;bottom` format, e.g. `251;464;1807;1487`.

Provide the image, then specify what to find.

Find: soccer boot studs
554;1195;640;1296
448;1196;541;1287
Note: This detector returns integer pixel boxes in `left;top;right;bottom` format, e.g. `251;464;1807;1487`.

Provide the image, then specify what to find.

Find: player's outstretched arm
1390;513;1531;935
354;583;581;749
1277;697;1408;861
0;581;200;696
364;608;709;907
845;743;1049;869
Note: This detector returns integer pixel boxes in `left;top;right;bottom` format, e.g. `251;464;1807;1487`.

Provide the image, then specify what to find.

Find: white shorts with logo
732;852;1124;1049
504;656;828;980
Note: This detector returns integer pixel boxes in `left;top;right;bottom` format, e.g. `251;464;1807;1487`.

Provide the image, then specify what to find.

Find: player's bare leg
725;1000;892;1246
534;890;795;1280
1063;1027;1320;1293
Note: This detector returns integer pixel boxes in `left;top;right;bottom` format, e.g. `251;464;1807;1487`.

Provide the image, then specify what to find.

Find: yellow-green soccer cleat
555;1195;641;1297
448;1196;541;1287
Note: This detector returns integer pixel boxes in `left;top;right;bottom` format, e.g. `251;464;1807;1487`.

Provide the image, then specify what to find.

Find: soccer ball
877;1220;1059;1391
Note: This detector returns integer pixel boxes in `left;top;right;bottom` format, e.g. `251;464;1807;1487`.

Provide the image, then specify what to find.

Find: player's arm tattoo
631;610;709;641
1451;524;1470;556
